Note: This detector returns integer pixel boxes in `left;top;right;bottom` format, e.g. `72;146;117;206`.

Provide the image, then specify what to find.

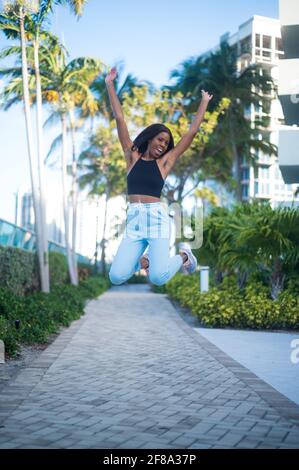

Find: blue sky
0;0;278;223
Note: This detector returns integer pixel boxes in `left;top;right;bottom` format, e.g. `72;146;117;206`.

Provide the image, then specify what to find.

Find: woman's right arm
105;68;134;155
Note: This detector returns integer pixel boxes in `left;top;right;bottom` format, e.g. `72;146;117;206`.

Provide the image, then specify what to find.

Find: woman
106;67;213;286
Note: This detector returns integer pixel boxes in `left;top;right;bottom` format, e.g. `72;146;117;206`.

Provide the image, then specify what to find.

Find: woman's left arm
189;90;213;135
164;90;213;167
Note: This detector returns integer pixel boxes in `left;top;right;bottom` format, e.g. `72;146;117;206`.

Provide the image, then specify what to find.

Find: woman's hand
201;89;213;102
105;67;117;85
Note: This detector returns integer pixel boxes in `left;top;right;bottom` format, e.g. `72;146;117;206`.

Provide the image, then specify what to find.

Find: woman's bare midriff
128;195;161;203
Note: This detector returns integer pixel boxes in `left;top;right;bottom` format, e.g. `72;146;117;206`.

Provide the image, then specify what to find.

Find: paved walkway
0;284;299;449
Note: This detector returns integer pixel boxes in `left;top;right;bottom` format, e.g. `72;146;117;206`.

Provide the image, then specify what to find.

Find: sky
0;0;279;224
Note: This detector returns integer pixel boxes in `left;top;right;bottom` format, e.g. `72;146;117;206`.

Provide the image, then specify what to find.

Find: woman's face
148;132;170;158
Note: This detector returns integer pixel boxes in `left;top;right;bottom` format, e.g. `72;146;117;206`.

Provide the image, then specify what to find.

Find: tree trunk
270;258;285;300
215;269;224;285
33;33;50;292
94;195;100;274
69;108;78;285
19;9;48;292
100;191;109;276
61;113;77;285
237;270;248;289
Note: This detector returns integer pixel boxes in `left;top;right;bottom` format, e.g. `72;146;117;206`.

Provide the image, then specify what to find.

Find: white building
209;15;299;207
278;0;299;184
16;185;64;244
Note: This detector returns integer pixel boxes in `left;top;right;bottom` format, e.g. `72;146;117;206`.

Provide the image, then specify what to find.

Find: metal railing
0;218;91;265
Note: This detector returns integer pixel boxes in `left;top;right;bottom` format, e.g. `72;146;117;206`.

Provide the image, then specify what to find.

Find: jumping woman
106;67;213;286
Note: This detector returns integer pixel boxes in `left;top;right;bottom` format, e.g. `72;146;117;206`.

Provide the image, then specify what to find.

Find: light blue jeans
109;201;183;286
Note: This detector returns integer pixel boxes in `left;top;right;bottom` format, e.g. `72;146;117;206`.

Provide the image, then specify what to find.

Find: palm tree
0;0;49;291
90;61;154;123
0;0;89;291
168;40;277;201
214;202;299;297
41;45;104;283
0;32;100;285
31;0;89;286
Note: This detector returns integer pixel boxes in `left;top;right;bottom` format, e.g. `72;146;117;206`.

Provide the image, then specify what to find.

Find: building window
240;35;252;55
231;44;238;59
255;34;261;48
255;102;262;113
241;168;250;180
259;167;270;179
275;37;283;51
262;50;271;58
262;35;271;49
254;181;259;194
242;184;249;198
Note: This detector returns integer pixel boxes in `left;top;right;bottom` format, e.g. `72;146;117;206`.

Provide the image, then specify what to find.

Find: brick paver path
0;284;299;449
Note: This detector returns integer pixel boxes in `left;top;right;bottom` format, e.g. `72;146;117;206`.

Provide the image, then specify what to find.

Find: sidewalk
194;328;299;407
0;284;299;449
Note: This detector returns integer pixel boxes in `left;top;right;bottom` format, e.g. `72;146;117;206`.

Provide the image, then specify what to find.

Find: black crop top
127;157;165;198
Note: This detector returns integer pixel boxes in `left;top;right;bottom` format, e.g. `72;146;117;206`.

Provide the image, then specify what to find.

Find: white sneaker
178;242;197;274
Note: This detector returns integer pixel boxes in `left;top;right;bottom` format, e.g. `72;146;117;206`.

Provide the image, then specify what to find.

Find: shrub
0;275;109;357
48;251;68;288
162;273;299;330
0;315;20;358
0;246;39;295
127;274;148;284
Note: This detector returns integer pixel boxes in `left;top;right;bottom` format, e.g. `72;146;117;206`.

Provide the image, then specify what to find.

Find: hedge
152;273;299;330
0;246;94;293
0;275;110;357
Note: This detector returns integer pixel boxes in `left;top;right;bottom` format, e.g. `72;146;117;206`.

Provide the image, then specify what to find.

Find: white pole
200;266;209;292
0;340;4;364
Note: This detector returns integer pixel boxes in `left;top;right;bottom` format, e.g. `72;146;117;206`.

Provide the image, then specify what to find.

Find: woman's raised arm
163;90;213;170
105;67;133;154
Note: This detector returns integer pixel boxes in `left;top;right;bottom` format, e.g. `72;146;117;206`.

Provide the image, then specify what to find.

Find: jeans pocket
147;208;169;239
125;209;140;237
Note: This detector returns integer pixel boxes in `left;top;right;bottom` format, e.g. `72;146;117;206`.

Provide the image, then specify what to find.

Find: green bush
127;274;148;284
162;273;299;330
0;275;110;357
0;316;20;357
151;284;167;294
0;246;39;295
0;246;96;295
49;251;68;287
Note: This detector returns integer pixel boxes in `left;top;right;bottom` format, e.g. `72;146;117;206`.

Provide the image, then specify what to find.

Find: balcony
278;58;299;125
278;128;299;183
278;1;299;183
